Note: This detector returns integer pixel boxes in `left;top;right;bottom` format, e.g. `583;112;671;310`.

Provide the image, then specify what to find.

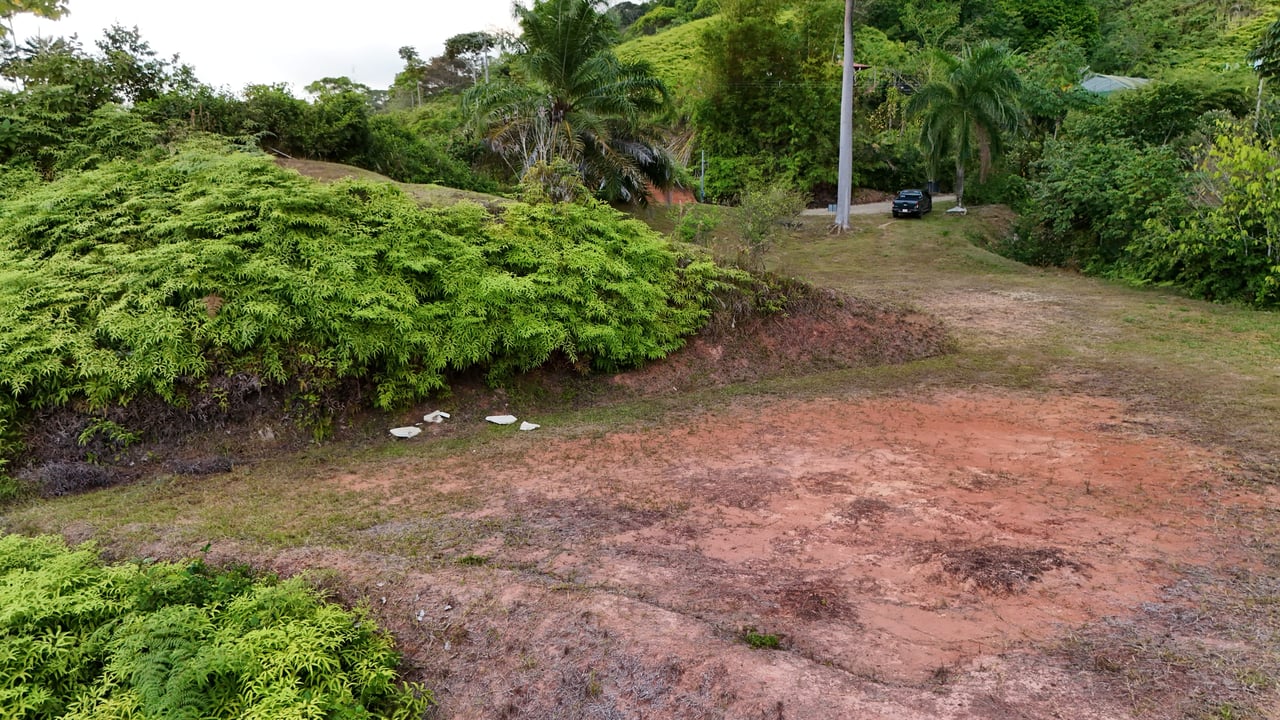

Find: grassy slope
616;17;717;103
767;208;1280;455
274;158;513;211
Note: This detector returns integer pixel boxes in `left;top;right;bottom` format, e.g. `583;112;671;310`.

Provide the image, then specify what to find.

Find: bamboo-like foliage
0;141;732;477
908;42;1022;206
0;534;430;719
463;0;676;202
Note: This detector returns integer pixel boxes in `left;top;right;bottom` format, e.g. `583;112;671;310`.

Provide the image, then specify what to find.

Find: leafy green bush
0;141;732;474
670;203;723;245
962;170;1028;207
0;534;430;719
358;113;482;190
1011;137;1189;269
740;627;782;650
1125;128;1280;307
735;181;807;269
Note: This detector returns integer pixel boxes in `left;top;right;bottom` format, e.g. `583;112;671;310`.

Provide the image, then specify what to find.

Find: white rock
389;426;422;438
423;410;451;423
485;415;519;425
519;421;540;431
945;206;968;215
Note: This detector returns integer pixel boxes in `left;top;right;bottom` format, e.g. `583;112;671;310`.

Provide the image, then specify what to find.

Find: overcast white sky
15;1;526;94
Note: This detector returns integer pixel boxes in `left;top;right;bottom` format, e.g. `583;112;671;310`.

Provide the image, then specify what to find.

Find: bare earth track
228;391;1269;719
8;205;1280;719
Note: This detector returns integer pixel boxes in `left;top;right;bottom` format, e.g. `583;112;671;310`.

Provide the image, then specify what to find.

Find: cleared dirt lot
249;390;1267;719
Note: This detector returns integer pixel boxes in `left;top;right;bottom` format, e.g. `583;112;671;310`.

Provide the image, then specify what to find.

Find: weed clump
24;461;119;497
168;456;235;476
741;627;784;650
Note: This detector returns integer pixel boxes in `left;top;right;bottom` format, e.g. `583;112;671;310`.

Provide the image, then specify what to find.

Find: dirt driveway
802;194;958;217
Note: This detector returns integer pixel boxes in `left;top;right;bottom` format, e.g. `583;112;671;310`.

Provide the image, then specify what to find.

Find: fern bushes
0;142;730;475
0;534;430;719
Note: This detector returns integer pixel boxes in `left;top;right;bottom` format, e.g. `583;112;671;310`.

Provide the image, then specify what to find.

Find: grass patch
741;627;784;650
277;157;513;211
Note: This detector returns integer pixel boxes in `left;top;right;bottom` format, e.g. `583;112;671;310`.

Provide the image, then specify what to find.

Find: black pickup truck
891;189;932;218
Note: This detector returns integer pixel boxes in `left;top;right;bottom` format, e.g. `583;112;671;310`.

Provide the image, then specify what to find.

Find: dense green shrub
1125;129;1280;307
734;181;807;269
0;534;430;719
302;88;373;161
55;105;165;171
240;84;313;157
358;113;483;190
0;85;81;174
1065;77;1252;149
137;85;251;137
962;170;1027;207
1009;137;1189;269
0;141;732;473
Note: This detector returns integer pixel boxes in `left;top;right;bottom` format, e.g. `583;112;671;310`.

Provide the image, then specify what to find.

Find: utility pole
699;149;706;202
834;0;855;232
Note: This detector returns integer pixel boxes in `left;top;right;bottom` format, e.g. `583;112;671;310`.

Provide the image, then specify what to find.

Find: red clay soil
612;287;950;394
645;183;699;205
220;390;1275;719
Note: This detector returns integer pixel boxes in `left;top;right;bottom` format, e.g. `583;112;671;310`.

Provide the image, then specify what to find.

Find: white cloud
14;0;525;94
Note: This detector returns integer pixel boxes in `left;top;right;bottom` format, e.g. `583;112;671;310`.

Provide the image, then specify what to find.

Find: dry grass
931;545;1084;595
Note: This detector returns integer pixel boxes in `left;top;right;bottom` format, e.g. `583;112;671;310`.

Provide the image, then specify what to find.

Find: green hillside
617;16;717;102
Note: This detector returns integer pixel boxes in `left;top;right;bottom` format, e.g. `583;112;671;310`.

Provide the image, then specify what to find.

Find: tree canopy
1249;16;1280;79
909;41;1022;207
464;0;675;203
0;0;68;38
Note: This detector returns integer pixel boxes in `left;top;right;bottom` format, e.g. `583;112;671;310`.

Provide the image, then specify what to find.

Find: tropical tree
1250;16;1280;78
445;31;498;83
1;0;65;72
463;0;675;203
909;41;1022;207
1;0;67;41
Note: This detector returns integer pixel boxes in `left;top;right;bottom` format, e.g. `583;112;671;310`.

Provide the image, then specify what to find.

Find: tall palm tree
909;42;1022;207
464;0;675;203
